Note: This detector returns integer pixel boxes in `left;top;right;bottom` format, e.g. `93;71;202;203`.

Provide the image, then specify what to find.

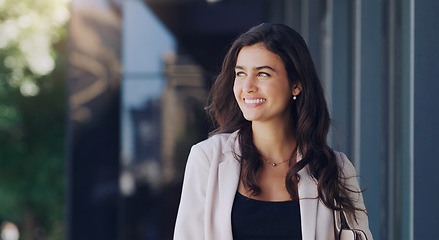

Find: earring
293;95;297;100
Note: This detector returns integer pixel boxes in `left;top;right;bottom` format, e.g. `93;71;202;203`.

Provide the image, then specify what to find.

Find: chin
242;114;260;122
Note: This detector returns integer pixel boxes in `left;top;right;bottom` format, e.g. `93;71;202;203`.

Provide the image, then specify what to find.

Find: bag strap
340;210;350;230
338;210;369;240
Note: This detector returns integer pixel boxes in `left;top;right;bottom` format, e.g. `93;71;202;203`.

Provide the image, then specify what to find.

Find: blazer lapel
298;163;319;240
219;131;241;204
217;131;241;239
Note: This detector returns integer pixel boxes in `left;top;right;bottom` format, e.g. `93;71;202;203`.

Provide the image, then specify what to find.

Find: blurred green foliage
0;0;70;239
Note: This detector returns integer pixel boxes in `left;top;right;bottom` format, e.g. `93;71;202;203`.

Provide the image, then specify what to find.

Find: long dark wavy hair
207;23;363;220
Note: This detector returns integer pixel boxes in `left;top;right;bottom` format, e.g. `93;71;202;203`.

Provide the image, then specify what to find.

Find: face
233;43;300;124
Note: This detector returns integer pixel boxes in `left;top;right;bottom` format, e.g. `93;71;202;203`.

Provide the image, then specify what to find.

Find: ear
292;82;302;96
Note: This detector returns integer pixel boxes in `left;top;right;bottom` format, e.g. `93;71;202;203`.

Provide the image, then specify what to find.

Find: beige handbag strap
335;210;368;240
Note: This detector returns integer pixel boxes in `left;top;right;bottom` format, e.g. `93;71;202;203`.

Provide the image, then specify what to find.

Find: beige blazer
174;131;373;240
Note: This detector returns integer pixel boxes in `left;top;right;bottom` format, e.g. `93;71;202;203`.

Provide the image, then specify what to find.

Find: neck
251;120;296;162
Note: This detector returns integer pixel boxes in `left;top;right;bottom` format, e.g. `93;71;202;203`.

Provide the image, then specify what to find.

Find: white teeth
244;98;266;104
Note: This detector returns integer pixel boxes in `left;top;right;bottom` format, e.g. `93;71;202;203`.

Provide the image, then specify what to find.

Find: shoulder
333;151;363;199
193;131;238;154
333;151;358;178
195;132;234;149
188;130;239;164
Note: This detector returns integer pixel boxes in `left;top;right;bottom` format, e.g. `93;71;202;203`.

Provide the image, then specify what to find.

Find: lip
243;97;266;107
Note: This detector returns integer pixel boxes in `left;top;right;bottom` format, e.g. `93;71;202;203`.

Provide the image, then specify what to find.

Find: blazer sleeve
174;144;210;240
338;152;374;240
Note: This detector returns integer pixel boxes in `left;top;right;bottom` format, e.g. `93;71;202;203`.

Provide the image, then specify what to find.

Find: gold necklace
262;156;291;167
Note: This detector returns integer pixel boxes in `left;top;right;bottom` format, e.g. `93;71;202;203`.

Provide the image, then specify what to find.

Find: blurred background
0;0;438;239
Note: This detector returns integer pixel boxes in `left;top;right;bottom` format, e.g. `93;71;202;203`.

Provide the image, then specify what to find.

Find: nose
242;75;257;93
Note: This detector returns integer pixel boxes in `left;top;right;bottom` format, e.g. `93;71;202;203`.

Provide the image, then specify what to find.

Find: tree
0;0;69;239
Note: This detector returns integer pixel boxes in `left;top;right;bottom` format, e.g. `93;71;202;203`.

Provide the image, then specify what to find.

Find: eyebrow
235;65;277;72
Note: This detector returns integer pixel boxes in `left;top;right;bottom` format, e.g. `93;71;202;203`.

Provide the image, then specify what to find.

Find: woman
174;23;372;240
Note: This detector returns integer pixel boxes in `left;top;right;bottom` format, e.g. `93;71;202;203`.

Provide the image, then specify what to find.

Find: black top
231;191;302;240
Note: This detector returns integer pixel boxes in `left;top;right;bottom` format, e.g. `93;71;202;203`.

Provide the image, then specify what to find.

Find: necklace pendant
272;163;276;166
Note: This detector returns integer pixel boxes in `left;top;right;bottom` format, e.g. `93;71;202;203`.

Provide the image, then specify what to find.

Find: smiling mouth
244;98;266;104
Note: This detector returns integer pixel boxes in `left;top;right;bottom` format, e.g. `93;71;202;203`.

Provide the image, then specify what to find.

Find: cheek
233;80;241;101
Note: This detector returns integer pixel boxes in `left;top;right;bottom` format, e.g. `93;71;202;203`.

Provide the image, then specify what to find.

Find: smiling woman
233;43;301;125
173;23;373;240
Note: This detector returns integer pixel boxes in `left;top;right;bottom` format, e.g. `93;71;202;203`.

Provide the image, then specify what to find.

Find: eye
257;72;271;77
235;71;246;77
